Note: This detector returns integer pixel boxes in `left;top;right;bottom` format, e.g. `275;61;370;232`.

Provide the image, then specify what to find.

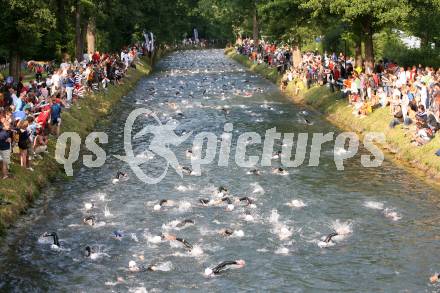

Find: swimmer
112;171;128;184
221;197;233;205
272;167;288;175
113;230;123;240
239;197;254;206
430;273;440;283
204;260;246;276
185;149;193;157
154;199;175;211
221;108;229;118
128;260;148;273
83;215;96;226
199;198;211;206
248;169;261;176
84;246;93;257
43;232;60;248
160;199;175;207
272;150;282;159
162;234;193;250
217;186;229;196
182;166;193;175
219;228;234;236
115;171;128;180
323;232;339;243
175;219;195;228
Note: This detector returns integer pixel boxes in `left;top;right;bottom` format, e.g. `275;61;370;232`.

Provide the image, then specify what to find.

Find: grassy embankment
0;52;164;233
225;47;440;185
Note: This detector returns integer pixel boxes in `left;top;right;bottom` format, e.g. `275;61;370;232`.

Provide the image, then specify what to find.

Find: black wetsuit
45;232;60;247
116;171;126;179
199;199;210;205
324;232;338;243
239;197;254;205
250;169;260;175
176;237;193;250
182;167;192;173
176;219;194;228
85;246;92;257
211;261;240;274
221;197;233;205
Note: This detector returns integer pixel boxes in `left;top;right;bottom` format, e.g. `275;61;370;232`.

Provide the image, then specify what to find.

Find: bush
382;41;440;67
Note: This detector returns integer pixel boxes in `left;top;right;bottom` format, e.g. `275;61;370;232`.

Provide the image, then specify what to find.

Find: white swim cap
204;268;213;276
153;204;161;211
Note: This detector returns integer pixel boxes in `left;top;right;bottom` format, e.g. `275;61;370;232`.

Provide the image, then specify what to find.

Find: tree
407;0;440;48
0;0;56;80
304;0;410;68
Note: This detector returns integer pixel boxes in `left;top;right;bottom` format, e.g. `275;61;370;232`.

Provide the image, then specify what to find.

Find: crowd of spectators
0;46;141;179
234;38;440;149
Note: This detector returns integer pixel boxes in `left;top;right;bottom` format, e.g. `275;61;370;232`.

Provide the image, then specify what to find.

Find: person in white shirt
398;67;407;87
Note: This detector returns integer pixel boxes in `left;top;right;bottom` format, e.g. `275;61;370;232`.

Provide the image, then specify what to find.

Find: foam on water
383;208;401;221
251;182;265;195
275;246;289;255
285;199;307;208
331;220;353;241
269;210;293;241
153;261;173;272
364;201;384;210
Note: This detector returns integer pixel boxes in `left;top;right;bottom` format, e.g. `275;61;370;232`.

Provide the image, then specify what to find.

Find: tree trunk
354;37;363;68
292;45;301;69
80;20;88;59
87;17;96;54
9;49;21;81
363;18;374;70
57;0;68;55
252;4;259;45
75;0;83;62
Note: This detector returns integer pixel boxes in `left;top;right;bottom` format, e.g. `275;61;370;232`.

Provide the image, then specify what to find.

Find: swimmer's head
236;259;246;267
83;216;95;226
218;186;228;193
204;268;213;276
159;199;168;206
85;246;91;257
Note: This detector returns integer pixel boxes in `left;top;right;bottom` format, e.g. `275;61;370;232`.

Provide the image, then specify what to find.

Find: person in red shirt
36;105;51;130
333;67;340;82
92;51;101;64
